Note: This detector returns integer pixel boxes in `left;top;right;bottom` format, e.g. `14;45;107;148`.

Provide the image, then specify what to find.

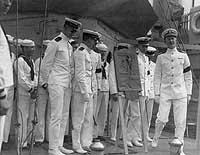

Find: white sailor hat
146;46;156;55
83;29;102;40
96;43;108;52
161;28;178;39
136;37;151;45
13;38;23;46
6;34;14;44
43;40;51;46
64;17;82;29
21;39;35;47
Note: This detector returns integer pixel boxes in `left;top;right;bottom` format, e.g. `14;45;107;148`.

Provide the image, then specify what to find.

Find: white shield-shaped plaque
113;47;141;92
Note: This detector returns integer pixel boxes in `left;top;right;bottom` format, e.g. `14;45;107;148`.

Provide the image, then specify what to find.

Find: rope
28;0;49;154
13;0;22;154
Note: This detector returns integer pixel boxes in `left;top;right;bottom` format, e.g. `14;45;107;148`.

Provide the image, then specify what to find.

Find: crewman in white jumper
151;28;192;155
145;46;156;142
95;43;110;139
41;18;81;155
14;39;38;148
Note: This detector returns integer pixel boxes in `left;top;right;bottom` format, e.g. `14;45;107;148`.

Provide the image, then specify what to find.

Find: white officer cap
161;28;178;39
64;17;82;30
96;43;108;52
83;29;102;41
136;37;151;45
21;39;35;47
6;34;14;44
43;40;51;46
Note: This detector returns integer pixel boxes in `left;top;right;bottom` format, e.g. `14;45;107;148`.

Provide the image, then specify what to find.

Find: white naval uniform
0;24;13;152
14;55;37;147
146;60;155;138
35;57;49;142
3;53;16;143
96;61;110;137
41;33;73;154
72;43;93;150
126;49;150;142
90;50;101;137
153;47;192;143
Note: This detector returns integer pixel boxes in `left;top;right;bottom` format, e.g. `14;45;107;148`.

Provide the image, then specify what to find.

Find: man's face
165;36;177;49
138;44;148;54
23;46;35;57
0;0;12;15
63;25;79;38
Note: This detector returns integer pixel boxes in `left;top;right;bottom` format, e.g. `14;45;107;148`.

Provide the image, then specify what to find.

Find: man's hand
83;93;90;103
110;93;118;102
187;95;191;104
155;95;160;104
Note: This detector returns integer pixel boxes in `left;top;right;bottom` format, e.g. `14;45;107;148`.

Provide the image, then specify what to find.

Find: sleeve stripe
183;66;191;73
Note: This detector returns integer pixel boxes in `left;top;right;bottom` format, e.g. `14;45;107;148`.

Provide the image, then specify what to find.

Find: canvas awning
10;0;158;39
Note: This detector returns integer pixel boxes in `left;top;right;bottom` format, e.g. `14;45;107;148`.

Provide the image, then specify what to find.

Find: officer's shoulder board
78;47;84;51
55;37;62;42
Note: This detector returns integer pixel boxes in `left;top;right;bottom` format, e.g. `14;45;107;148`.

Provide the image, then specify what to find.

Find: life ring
191;12;200;34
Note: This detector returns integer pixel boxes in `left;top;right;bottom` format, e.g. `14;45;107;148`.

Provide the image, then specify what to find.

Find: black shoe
97;136;105;141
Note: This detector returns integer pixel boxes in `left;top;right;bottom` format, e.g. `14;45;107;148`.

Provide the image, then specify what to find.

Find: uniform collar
166;47;178;54
80;43;90;53
60;32;69;42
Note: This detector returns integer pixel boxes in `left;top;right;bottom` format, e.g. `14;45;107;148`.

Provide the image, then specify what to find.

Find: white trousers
126;99;142;142
0;116;5;152
3;86;14;143
110;99;119;139
146;98;154;137
72;92;93;150
48;85;71;153
35;86;48;142
96;91;109;136
18;94;34;147
157;97;187;142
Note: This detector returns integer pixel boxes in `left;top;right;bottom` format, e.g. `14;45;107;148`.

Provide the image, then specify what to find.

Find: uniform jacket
0;26;13;88
154;47;193;99
41;33;73;88
137;49;150;96
148;60;156;99
14;56;37;95
90;50;102;92
73;43;92;94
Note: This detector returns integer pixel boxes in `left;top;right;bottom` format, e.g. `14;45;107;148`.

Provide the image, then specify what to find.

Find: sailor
145;46;157;142
72;29;100;154
95;43;110;139
41;17;81;155
0;1;13;151
126;37;151;147
151;28;192;155
84;30;102;139
34;40;50;144
14;39;37;148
